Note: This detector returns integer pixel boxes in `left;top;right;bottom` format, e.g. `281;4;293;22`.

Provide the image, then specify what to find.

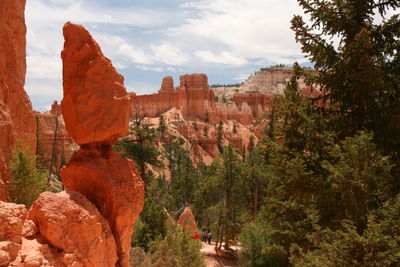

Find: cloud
195;50;248;66
26;0;169;27
173;0;304;63
150;43;190;66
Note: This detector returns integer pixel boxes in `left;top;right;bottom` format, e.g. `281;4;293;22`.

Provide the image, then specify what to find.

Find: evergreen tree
291;0;400;153
217;121;224;154
115;121;162;182
10;144;47;207
159;115;166;136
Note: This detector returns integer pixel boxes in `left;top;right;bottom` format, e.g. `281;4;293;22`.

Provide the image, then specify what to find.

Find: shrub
10;144;47;207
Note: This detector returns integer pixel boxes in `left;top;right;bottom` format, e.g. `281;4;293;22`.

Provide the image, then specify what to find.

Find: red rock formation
36;108;78;174
0;201;26;266
131;74;217;122
0;201;26;244
159;76;175;93
27;191;118;267
232;93;275;120
177;207;198;236
62;146;144;267
60;22;144;267
61;22;131;146
0;0;36;201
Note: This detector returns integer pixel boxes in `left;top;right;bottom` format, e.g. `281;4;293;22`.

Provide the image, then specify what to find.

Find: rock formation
36;101;78;178
1;19;144;267
60;22;144;267
0;201;25;266
61;23;131;146
177;207;198;236
131;68;319;127
0;0;36;201
27;191;118;267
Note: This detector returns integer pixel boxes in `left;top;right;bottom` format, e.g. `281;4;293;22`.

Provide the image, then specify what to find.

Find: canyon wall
0;0;36;201
130;68;313;125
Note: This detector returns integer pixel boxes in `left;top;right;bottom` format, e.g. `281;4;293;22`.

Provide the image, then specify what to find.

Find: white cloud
26;0;168;27
150;43;190;66
173;0;304;63
195;50;248;66
26;55;62;80
232;74;249;81
137;66;165;72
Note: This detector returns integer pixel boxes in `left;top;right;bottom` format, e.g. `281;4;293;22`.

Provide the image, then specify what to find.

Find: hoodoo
60;22;145;267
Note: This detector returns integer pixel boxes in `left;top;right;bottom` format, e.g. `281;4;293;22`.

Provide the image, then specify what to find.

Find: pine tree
291;0;400;153
217;121;224;154
10;144;47;207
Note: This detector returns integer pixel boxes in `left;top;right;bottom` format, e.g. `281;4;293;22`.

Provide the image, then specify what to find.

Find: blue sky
25;0;308;111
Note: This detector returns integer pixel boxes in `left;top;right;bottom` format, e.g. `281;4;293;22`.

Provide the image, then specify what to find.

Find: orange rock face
36;106;78;174
61;22;131;145
131;74;217;122
159;76;175;93
61;146;144;267
60;22;145;267
0;0;36;201
27;191;118;267
0;201;26;244
177;207;198;236
0;201;26;266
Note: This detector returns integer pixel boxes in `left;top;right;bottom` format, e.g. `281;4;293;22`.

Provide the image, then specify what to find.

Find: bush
10;144;47;207
239;222;286;267
132;198;167;251
131;225;205;267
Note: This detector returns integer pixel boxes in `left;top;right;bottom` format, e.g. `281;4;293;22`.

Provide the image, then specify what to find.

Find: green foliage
239;223;286;267
132;226;205;267
149;226;204;267
115;121;162;181
158;115;166;135
217;121;224;153
163;136;200;211
10;144;47;207
291;0;400;153
132;198;167;251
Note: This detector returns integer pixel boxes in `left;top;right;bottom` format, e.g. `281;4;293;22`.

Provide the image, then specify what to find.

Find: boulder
61;145;144;267
27;191;118;267
61;22;130;145
177;207;197;236
0;201;27;243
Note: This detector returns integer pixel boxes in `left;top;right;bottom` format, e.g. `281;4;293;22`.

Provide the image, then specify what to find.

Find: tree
10;144;47;207
291;0;400;154
115;121;162;183
217;121;224;154
159;115;166;136
215;145;243;250
132;198;167;251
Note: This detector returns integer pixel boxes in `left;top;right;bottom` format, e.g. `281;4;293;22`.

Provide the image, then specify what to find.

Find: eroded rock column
60;22;144;267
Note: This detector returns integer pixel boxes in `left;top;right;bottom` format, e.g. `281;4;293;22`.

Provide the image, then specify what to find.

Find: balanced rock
27;191;118;267
61;22;130;145
61;146;144;267
177;207;197;236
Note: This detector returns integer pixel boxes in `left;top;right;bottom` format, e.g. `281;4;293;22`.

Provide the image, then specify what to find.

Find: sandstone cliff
0;0;36;201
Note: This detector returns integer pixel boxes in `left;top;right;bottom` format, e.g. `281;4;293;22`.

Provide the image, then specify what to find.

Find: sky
25;0;308;111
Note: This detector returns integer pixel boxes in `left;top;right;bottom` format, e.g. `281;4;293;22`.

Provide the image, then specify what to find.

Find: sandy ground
200;242;240;267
